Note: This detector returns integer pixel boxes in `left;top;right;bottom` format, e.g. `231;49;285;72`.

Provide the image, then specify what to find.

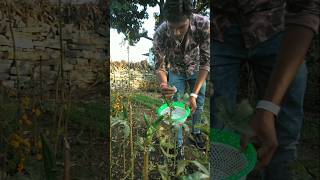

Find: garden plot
111;92;210;179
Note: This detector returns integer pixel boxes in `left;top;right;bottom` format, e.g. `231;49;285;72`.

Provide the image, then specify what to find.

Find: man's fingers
256;141;278;170
161;89;175;97
161;86;176;91
240;134;249;152
162;90;176;95
165;94;174;99
162;89;176;94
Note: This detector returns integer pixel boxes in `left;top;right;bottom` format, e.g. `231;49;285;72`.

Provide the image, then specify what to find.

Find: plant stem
7;1;20;100
63;137;70;180
123;139;126;177
129;102;134;180
162;94;175;121
143;141;150;180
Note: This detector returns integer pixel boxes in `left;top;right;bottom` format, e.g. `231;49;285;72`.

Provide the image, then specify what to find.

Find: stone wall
110;61;158;91
0;0;108;92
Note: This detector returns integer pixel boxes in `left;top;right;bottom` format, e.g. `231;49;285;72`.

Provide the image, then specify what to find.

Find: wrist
256;100;281;116
190;93;198;99
159;82;168;88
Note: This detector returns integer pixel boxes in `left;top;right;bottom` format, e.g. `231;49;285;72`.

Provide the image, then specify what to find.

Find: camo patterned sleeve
198;17;210;72
153;24;168;75
286;0;320;33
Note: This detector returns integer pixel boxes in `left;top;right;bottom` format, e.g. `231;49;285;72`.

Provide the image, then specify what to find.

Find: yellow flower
17;161;24;174
22;114;28;121
36;153;43;160
25;119;33;126
37;140;42;149
23;139;31;150
10;139;20;149
35;108;41;117
22;96;30;108
11;134;31;150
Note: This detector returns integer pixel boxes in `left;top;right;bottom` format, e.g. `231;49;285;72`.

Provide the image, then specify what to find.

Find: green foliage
111;108;130;139
40;134;57;180
143;113;151;129
110;0;158;45
288;160;314;180
144;113;165;142
158;164;169;180
23;159;45;180
215;97;254;136
0;102;19;133
110;0;209;45
176;160;209;179
193;0;209;16
180;171;209;180
132;94;163;109
67;101;107;135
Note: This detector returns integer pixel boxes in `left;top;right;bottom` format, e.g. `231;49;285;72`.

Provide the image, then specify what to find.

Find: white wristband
190;93;198;99
256;100;281;116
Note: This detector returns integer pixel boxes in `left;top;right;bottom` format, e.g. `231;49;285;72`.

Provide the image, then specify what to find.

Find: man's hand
160;83;176;99
189;96;197;113
241;109;278;170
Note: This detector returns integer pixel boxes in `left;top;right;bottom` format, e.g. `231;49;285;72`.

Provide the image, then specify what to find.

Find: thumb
240;134;249;152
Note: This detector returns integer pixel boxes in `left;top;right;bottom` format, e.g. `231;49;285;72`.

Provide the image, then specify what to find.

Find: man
211;0;319;179
153;0;210;159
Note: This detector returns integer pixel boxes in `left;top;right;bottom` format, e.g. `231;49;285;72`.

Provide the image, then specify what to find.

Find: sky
110;6;159;62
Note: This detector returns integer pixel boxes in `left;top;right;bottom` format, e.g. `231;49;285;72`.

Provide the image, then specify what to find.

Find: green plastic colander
211;130;257;180
157;101;190;125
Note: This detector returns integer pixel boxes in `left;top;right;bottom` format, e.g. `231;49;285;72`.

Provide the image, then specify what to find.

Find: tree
110;0;209;46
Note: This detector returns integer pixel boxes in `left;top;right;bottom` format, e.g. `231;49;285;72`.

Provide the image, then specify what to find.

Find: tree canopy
110;0;209;45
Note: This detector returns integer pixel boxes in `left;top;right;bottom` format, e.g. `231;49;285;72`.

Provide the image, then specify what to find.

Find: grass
67;101;108;136
0;97;107;179
132;93;163;110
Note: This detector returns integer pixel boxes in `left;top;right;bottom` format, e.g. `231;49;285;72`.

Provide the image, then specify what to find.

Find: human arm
153;29;176;99
241;0;319;169
190;18;210;113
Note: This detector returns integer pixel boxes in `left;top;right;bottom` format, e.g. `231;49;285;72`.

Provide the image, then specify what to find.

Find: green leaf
182;124;190;132
147;126;156;139
159;137;175;149
183;93;190;102
194;124;209;136
215;96;230;113
160;145;176;158
190;161;209;175
143;113;151;129
135;136;145;151
122;106;128;119
215;98;255;136
151;115;164;129
176;160;190;176
225;100;254;136
111;117;130;139
158;164;169;180
288;160;313;180
40;134;57;180
234;100;254;123
180;171;209;180
110;116;121;127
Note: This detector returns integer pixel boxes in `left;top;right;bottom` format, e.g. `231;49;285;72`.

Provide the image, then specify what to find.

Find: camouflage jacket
212;0;320;48
153;14;210;76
